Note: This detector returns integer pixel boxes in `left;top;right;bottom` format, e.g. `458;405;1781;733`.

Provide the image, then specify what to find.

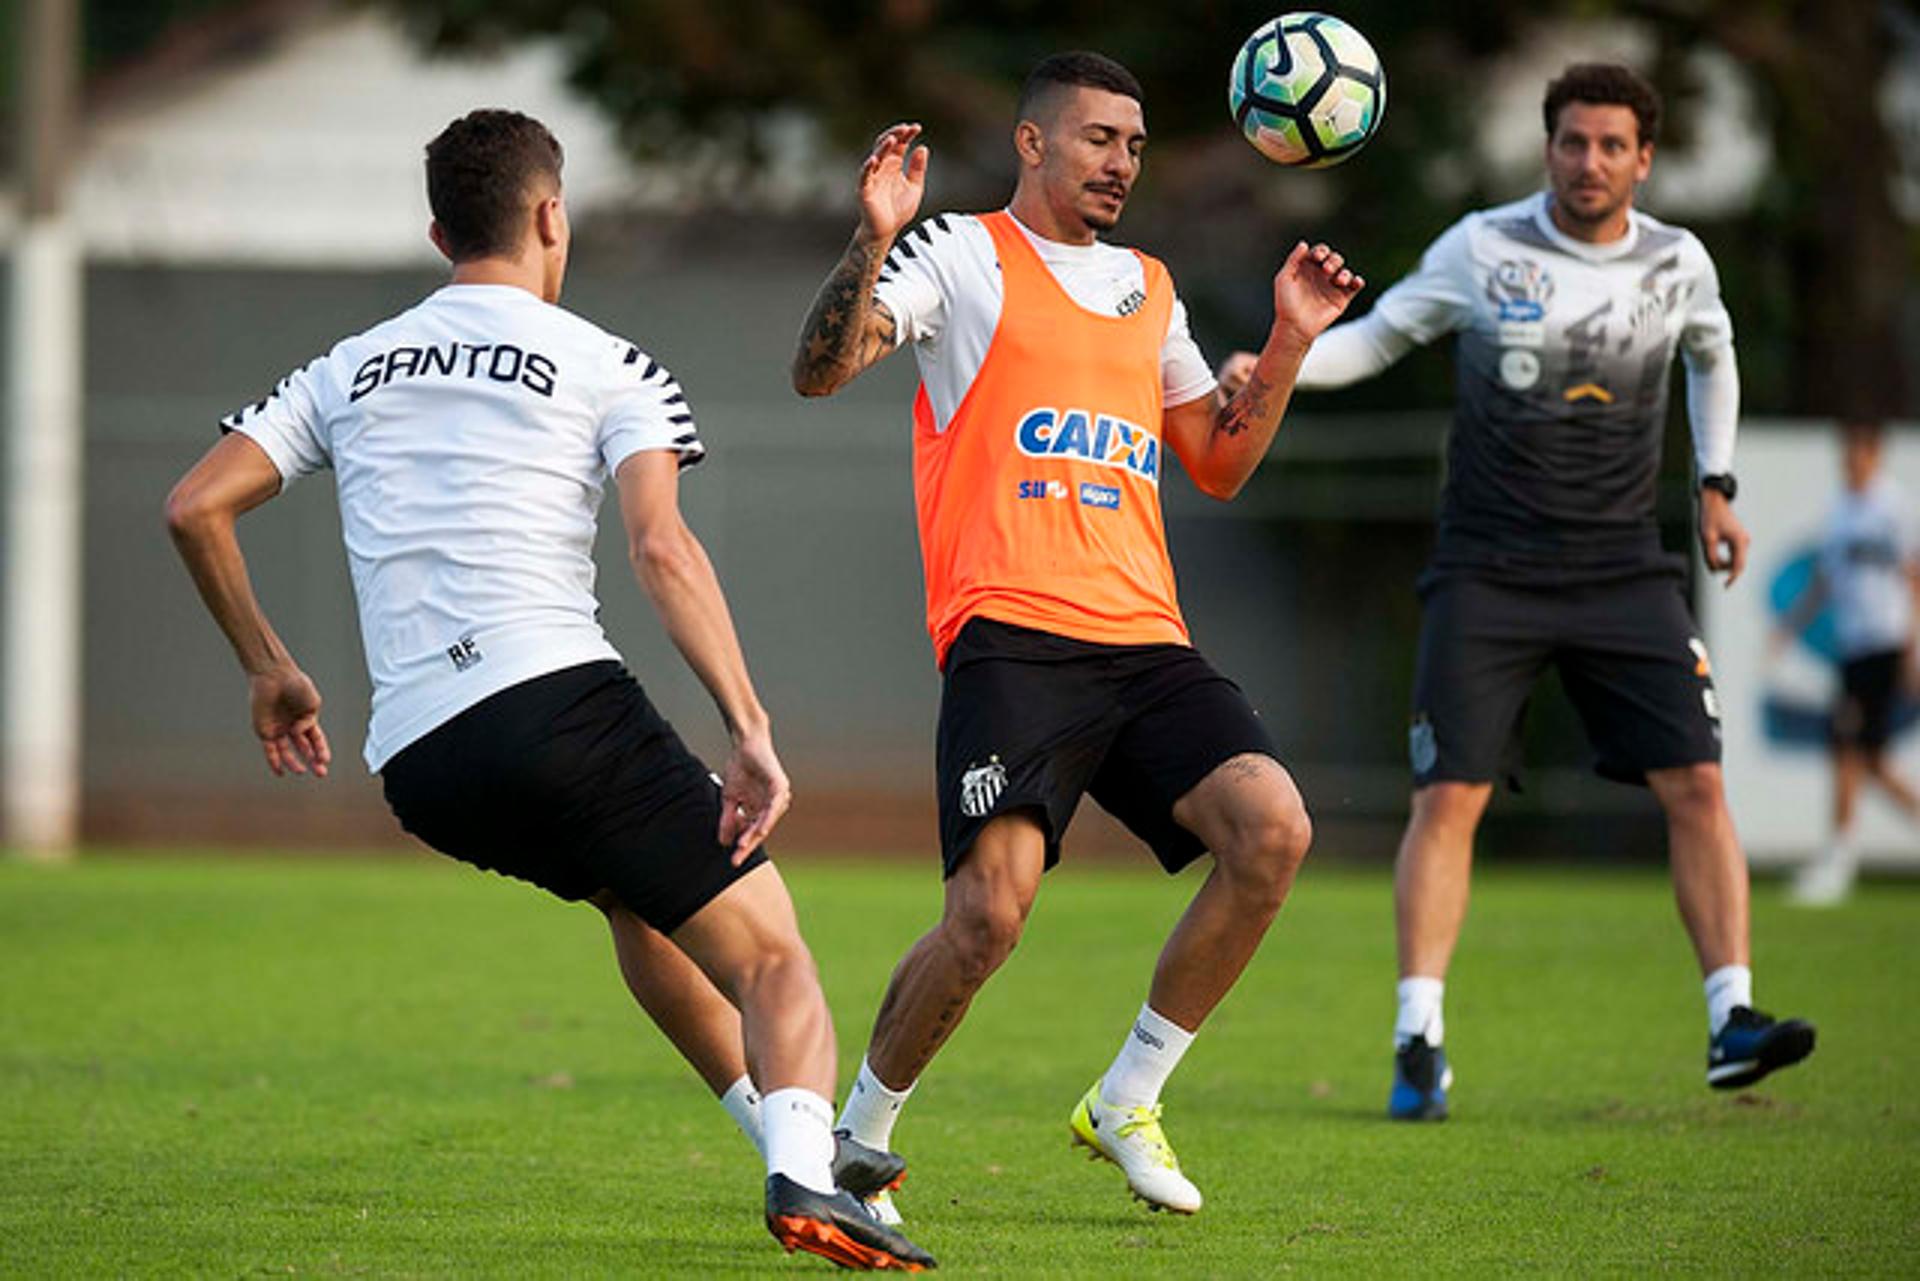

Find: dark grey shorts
1410;572;1722;789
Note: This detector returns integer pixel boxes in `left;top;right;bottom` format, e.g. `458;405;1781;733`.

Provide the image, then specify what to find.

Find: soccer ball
1229;12;1385;168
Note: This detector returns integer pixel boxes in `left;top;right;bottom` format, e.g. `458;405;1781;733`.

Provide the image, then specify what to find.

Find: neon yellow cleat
1067;1080;1202;1214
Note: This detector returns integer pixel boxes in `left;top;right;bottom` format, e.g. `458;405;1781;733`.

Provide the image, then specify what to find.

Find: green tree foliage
385;1;1917;415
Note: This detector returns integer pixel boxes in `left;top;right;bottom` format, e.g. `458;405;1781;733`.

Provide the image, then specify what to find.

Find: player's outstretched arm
790;123;926;397
164;433;332;778
1165;241;1363;500
616;451;790;862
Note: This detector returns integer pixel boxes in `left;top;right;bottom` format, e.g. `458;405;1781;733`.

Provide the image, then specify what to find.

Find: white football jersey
222;283;704;771
872;210;1217;431
1820;474;1916;660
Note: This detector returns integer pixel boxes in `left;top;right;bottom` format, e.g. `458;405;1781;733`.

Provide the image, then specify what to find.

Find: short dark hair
1543;63;1661;146
424;109;564;262
1841;418;1887;443
1016;51;1143;125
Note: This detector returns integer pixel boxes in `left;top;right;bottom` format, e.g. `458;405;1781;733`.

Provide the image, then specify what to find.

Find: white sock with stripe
720;1074;764;1157
836;1058;914;1152
1395;976;1446;1048
1705;964;1752;1036
762;1087;837;1195
1100;1004;1196;1110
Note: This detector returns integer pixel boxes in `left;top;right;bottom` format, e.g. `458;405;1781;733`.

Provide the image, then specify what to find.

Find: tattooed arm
791;123;928;397
1164;241;1364;500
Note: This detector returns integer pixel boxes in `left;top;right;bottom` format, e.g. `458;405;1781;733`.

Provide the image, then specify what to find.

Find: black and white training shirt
222;283;704;771
1300;192;1739;581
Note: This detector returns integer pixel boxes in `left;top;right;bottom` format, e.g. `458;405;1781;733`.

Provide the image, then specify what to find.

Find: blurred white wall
0;7;829;266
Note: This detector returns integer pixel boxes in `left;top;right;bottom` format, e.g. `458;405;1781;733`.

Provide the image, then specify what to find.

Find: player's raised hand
858;123;928;244
1699;488;1750;585
718;730;792;864
249;662;330;778
1271;241;1364;348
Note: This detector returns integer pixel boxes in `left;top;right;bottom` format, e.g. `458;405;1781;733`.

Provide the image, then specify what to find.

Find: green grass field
1;852;1914;1276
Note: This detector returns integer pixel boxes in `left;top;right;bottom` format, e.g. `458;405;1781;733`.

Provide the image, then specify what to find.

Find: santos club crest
959;756;1008;818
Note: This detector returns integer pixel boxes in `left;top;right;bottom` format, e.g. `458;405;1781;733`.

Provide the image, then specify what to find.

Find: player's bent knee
1218;801;1311;909
1652;762;1728;820
1411;781;1493;832
942;900;1027;985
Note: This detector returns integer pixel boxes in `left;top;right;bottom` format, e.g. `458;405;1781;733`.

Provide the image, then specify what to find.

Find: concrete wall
45;222;1682;856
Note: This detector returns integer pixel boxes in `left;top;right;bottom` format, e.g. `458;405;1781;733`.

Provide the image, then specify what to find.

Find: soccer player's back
168;109;934;1272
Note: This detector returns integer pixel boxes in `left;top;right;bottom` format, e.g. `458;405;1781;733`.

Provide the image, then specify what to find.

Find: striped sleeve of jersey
601;341;705;474
873;214;968;347
218;357;334;489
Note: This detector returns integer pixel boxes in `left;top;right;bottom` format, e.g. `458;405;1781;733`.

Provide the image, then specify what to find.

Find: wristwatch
1700;473;1738;502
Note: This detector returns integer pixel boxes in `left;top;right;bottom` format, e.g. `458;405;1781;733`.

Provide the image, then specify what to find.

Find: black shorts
381;661;765;933
935;617;1280;877
1835;649;1904;750
1409;572;1722;789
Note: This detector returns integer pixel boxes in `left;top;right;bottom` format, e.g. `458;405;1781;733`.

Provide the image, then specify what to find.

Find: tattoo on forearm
1216;368;1277;439
794;237;891;391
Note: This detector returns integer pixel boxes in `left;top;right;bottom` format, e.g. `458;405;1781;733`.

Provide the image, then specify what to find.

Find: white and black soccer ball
1229;12;1386;168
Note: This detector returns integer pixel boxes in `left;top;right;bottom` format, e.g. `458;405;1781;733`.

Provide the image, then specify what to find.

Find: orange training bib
913;211;1190;667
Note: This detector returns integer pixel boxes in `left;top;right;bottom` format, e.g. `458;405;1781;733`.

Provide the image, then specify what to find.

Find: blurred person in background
164;108;932;1272
1290;64;1814;1119
1771;419;1920;906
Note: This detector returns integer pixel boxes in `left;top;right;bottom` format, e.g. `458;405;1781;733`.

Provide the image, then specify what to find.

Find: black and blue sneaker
1707;1006;1816;1090
1388;1035;1452;1121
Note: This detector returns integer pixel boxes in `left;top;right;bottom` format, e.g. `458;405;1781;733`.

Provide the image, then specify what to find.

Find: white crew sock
762;1087;837;1195
836;1058;915;1151
1704;964;1752;1036
720;1074;764;1157
1395;976;1446;1048
1099;1004;1196;1110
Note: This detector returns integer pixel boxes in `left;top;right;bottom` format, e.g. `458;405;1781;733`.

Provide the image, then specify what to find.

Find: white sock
1395;976;1445;1047
836;1058;914;1151
1099;1004;1196;1110
761;1087;837;1195
720;1074;764;1157
1704;964;1752;1036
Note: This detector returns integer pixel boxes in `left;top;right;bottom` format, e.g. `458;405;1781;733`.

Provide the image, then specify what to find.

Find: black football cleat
1388;1035;1452;1121
1707;1006;1816;1090
831;1129;907;1200
765;1173;937;1271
